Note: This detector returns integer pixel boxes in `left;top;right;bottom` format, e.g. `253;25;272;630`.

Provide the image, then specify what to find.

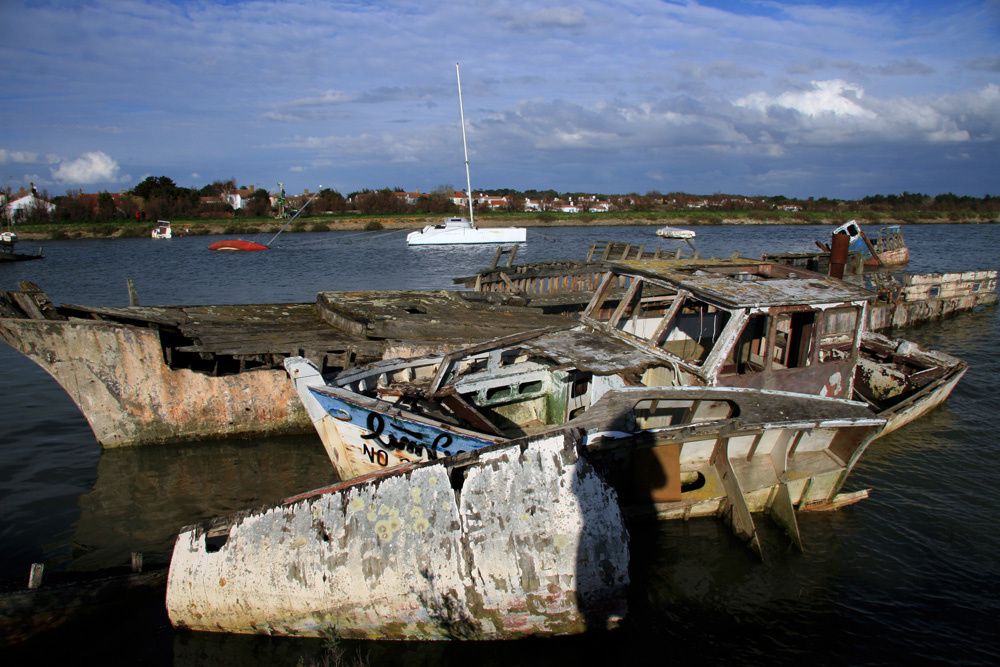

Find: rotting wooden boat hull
167;390;885;640
0;317;311;446
0;283;571;447
856;332;968;437
167;432;630;640
286;342;885;520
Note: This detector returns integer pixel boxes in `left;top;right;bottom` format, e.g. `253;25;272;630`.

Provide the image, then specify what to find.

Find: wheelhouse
581;259;873;398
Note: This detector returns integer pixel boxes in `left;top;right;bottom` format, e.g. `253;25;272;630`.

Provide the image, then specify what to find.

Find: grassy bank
10;209;997;241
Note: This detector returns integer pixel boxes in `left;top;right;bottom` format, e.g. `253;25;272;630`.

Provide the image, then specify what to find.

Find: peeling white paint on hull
166;432;629;640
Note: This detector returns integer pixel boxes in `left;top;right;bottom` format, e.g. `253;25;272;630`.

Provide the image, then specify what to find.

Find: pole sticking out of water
456;63;475;230
266;186;322;247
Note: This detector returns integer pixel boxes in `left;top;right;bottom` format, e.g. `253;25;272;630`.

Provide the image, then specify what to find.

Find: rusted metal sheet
166;432;630;640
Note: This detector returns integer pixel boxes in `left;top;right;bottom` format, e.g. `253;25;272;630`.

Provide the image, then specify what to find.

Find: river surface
1;224;998;665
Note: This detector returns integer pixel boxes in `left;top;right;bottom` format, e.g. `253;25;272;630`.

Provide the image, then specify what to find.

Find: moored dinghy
655;225;695;239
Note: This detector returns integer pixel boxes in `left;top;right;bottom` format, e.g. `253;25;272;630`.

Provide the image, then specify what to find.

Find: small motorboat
655;225;696;239
0;229;43;262
151;221;172;239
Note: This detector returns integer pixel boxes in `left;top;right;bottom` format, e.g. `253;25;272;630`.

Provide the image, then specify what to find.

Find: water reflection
71;436;336;571
2;224;998;664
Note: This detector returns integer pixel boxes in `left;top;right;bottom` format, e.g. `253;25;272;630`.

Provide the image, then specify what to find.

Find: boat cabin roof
609;258;873;308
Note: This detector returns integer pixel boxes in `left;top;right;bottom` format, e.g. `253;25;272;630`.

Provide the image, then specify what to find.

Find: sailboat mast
456;63;476;229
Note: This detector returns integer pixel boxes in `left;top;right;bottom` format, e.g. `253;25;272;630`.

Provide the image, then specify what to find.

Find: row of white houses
393;190;613;213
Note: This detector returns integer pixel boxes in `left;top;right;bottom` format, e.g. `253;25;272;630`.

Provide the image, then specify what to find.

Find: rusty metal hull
166;432;630;640
0;317;310;447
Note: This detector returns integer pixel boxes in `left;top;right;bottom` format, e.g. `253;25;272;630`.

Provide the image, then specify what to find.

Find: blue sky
1;0;997;199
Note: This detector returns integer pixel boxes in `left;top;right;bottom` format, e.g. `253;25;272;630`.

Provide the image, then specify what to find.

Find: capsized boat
207;238;268;251
208;187;321;251
168;384;885;639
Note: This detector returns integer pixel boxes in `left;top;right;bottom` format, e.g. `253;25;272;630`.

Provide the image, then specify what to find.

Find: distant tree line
6;176;999;224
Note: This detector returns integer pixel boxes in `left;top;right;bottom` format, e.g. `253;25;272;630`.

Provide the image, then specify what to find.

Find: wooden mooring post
127;277;140;306
27;563;44;589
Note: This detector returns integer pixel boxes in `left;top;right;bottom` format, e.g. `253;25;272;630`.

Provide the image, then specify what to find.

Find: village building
3;184;55;222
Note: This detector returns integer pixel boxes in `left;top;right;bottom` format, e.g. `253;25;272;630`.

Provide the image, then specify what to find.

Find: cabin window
486;385;511;401
818;307;859;363
588;278;627;323
466;357;489;374
571;372;591;398
720;313;770;375
771;311;816;369
632;398;735;429
518;380;544;395
659;297;731;365
499;349;526;366
611;281;678;338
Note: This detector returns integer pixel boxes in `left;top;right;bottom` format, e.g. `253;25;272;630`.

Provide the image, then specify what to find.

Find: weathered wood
28;563;44;589
127;278;140;306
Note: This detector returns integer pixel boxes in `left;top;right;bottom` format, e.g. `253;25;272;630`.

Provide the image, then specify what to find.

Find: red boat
208;239;269;252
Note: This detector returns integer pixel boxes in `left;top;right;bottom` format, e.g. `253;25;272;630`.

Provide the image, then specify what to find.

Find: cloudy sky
1;0;997;199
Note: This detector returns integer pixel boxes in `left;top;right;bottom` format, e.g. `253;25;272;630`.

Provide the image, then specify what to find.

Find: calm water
1;224;998;664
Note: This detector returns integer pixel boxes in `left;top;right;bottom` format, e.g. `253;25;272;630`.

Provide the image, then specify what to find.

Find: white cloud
4;0;993;197
50;151;121;184
737;80;876;119
0;149;39;164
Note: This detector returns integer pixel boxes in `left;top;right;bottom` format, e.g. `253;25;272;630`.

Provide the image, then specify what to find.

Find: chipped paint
167;432;629;639
0;318;310;446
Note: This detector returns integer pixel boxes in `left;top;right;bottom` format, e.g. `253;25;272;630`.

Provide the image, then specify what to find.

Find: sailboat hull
407;222;526;246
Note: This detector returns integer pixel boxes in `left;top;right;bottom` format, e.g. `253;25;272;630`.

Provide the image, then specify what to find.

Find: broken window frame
817;305;861;364
769;309;817;370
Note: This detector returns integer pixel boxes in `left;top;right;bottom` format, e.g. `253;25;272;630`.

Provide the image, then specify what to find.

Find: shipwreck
0;242;994;448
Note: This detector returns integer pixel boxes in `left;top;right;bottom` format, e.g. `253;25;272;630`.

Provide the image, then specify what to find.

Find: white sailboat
407;64;526;246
